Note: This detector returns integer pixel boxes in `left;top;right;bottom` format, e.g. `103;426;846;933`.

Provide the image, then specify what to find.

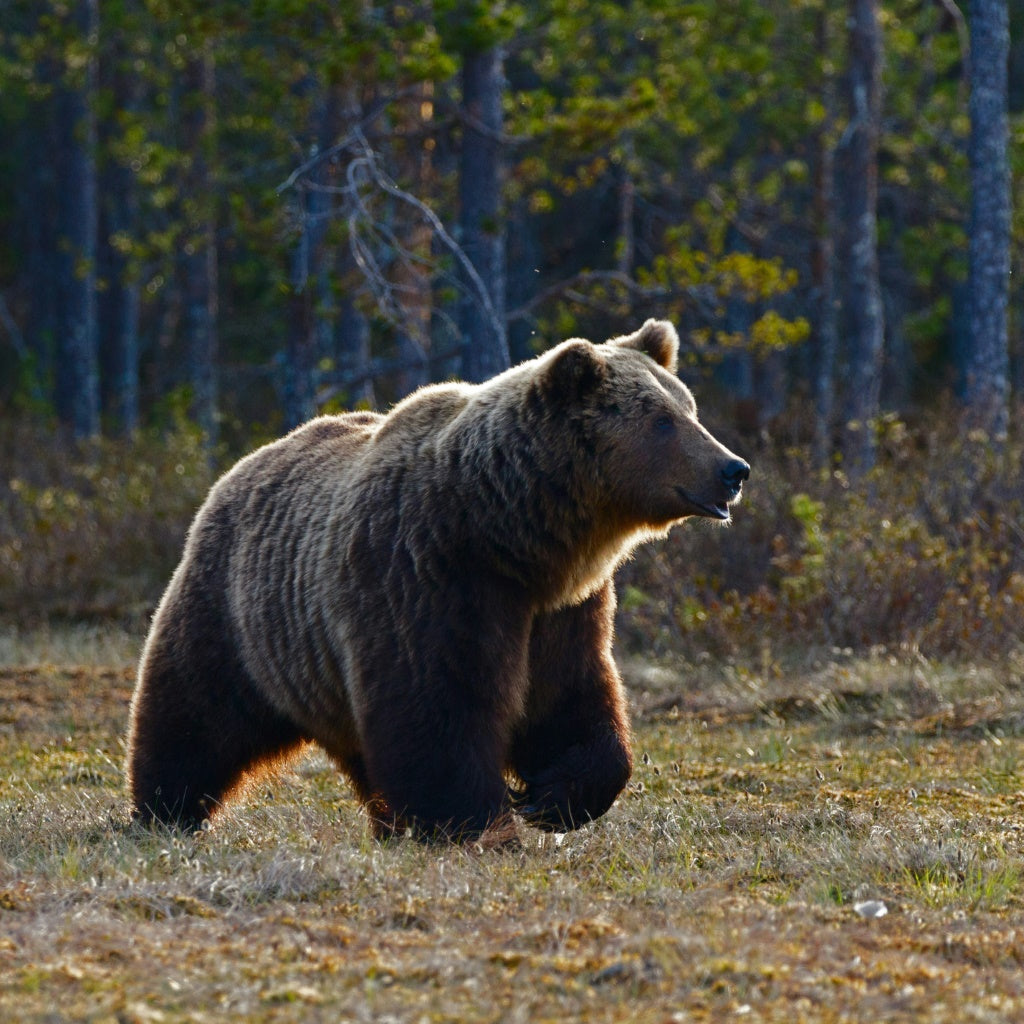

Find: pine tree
964;0;1011;442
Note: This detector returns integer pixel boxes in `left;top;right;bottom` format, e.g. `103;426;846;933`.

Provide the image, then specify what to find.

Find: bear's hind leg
326;749;403;840
127;640;303;829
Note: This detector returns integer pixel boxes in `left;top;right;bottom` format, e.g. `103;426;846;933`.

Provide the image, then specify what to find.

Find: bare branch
454;106;531;146
274;91;417;196
351;129;504;343
282;127;506;362
936;0;970;83
508;269;712;320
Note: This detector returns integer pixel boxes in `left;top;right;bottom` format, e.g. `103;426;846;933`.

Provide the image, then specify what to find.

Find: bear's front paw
510;776;582;832
510;733;631;831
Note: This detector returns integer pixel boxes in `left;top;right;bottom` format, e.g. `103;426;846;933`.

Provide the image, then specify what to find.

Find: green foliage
504;1;827;357
778;493;825;603
1;0;1020;443
435;0;523;53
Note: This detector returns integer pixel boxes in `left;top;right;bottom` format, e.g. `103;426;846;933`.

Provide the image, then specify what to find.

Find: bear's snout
720;458;750;498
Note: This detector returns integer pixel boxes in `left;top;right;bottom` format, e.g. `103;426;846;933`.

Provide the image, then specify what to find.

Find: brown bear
126;319;749;840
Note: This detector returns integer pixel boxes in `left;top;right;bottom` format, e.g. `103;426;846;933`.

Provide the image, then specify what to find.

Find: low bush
617;410;1024;661
1;409;1021;660
0;418;217;621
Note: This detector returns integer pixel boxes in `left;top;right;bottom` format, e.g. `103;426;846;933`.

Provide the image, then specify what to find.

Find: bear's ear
607;319;679;373
540;339;607;402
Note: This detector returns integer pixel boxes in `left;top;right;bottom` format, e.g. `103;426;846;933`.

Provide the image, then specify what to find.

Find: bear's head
540;319;750;531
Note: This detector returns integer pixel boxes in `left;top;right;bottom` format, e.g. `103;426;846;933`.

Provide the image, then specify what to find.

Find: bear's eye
653;414;675;434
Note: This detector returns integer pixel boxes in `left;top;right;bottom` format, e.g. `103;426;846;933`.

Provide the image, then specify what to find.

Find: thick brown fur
126;320;749;840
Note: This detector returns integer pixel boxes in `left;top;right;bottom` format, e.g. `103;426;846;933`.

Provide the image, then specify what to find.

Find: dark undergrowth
617;409;1024;663
1;407;1021;662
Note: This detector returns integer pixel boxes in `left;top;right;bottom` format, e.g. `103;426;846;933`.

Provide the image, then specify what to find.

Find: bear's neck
445;411;637;608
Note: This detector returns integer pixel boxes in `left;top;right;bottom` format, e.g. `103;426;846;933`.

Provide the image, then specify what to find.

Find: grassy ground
2;627;1024;1023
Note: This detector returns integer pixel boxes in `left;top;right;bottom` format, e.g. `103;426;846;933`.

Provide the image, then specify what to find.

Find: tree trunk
333;86;376;408
283;163;319;430
964;0;1010;442
617;134;636;281
53;0;100;440
284;83;340;429
181;43;218;443
458;43;509;383
719;224;756;432
392;214;433;398
337;293;375;407
99;43;141;437
505;197;542;365
312;88;343;390
812;7;839;466
384;79;434;399
20;90;58;392
98;225;141;436
840;0;885;477
284;236;317;430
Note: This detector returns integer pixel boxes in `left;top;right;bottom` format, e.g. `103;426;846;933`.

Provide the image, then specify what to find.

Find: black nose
721;458;750;493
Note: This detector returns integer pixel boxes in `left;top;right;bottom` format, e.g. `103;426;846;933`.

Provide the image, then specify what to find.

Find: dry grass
2;633;1024;1022
0;623;141;669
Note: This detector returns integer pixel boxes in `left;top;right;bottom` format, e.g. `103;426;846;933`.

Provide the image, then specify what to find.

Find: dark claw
517;801;581;832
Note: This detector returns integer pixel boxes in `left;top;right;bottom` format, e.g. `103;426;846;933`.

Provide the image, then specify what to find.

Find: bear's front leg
360;702;515;841
510;582;633;831
350;591;531;842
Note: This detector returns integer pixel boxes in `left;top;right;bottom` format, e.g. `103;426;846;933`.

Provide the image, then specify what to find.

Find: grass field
2;626;1024;1023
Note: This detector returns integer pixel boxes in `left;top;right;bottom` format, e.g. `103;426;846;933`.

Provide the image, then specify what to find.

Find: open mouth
676;488;732;521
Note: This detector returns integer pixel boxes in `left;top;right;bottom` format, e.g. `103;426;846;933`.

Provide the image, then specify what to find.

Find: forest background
0;0;1022;665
